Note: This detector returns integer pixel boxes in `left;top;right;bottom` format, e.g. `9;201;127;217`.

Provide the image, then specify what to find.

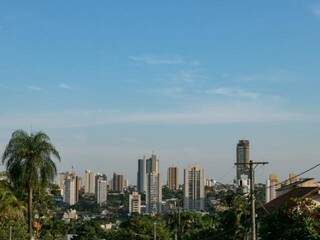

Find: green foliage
0;220;29;240
162;186;183;201
2;130;61;236
259;199;320;240
74;194;100;213
71;220;108;240
0;180;26;221
113;215;171;240
40;219;71;240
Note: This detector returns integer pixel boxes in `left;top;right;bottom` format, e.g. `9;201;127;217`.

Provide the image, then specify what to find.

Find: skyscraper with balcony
64;176;76;205
129;192;141;215
236;140;250;181
146;154;159;173
97;179;108;206
167;166;179;190
146;154;161;214
84;170;96;194
184;164;205;211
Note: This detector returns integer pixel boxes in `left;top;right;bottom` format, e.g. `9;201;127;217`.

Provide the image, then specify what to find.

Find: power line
264;162;320;190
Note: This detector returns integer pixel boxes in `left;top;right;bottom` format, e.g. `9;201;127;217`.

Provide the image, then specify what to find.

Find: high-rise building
137;157;147;193
145;154;161;214
75;176;82;202
112;173;124;192
123;179;129;189
236;140;250;181
167;167;179;190
97;179;108;206
84;170;96;194
64;176;76;205
58;172;67;195
184;164;205;211
146;154;159;173
205;178;214;187
266;174;280;203
129;192;141;215
59;171;77;197
95;173;107;195
146;171;162;214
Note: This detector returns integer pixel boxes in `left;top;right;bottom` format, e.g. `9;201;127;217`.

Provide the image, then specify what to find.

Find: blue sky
1;0;320;183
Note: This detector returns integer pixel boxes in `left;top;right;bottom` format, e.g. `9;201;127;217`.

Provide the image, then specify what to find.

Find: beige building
167;167;179;190
84;170;96;194
265;174;280;203
184;164;205;211
64;176;76;205
129;192;141;214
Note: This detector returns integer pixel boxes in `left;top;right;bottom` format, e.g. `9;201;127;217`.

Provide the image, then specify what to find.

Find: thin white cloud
129;55;185;65
311;5;320;16
234;70;298;83
0;103;313;129
59;83;72;90
129;55;199;66
206;87;260;99
171;70;206;83
27;85;43;91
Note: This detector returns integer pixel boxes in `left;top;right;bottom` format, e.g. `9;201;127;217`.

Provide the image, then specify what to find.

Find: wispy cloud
206;87;260;99
311;5;320;16
0;103;313;129
129;55;199;66
233;70;298;83
0;84;15;91
129;55;185;65
171;70;206;83
27;85;43;91
59;83;72;90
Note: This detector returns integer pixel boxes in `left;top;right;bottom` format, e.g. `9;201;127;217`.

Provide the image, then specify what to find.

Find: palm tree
2;130;61;239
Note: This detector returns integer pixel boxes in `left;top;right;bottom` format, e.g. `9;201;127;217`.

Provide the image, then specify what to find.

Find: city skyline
1;1;320;183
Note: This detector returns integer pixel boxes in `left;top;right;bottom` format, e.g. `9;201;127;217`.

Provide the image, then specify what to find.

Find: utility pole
9;226;12;240
154;222;157;240
235;160;268;240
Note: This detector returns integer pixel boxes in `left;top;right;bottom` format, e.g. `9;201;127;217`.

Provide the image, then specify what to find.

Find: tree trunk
28;186;33;239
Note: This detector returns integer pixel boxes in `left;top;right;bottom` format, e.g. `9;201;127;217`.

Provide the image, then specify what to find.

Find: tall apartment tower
97;179;108;206
58;172;67;195
236;140;250;181
167;167;179;190
184;165;205;211
146;154;159;173
146;171;162;214
137;157;147;193
146;154;162;214
64;176;76;205
75;176;82;202
265;174;280;203
112;173;124;192
129;192;141;215
84;170;96;194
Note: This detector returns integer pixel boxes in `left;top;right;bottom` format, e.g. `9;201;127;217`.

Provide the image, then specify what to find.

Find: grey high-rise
112;173;124;192
236;140;250;181
145;154;161;214
137;157;147;193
